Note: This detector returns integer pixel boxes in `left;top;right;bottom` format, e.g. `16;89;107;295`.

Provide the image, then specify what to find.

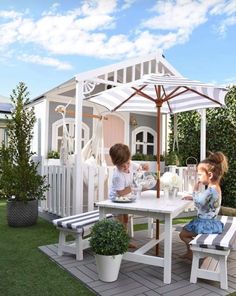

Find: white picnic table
96;190;193;284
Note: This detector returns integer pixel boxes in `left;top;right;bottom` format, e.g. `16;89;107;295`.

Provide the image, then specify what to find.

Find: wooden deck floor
39;228;236;296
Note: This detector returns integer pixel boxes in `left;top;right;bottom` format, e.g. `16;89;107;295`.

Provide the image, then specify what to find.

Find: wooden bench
53;210;113;261
190;215;236;290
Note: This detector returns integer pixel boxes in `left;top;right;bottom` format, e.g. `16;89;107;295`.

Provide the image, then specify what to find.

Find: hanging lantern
184;157;198;192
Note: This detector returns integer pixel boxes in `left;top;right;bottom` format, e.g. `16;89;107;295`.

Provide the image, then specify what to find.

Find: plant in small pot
46;150;60;166
90;219;130;282
47;150;60;159
0;82;49;227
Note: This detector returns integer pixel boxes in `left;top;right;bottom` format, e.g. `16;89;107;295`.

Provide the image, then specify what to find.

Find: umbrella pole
155;104;161;255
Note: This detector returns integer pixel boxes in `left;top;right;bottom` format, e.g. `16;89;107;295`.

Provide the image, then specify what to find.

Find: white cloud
210;0;236;37
0;10;23;19
217;15;236;36
210;0;236;16
142;0;221;31
0;0;235;66
0;18;22;47
128;29;190;58
80;0;117;16
121;0;137;10
0;2;118;59
18;54;73;70
73;14;115;31
42;3;61;16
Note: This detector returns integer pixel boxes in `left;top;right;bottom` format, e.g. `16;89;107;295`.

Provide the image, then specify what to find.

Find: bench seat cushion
53;210;112;233
190;216;236;250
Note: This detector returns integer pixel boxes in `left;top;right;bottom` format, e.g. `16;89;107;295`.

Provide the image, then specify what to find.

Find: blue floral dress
184;186;224;234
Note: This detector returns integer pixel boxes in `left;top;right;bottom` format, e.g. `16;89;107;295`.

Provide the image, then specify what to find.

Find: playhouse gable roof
32;50;182;103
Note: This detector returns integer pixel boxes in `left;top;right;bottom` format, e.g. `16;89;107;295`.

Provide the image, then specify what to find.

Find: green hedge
168;86;236;207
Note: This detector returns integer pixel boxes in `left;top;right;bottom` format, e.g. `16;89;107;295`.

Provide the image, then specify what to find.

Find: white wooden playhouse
29;50;200;217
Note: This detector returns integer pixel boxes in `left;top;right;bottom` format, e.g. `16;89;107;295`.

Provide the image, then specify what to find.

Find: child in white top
109;161;140;200
109;143;148;235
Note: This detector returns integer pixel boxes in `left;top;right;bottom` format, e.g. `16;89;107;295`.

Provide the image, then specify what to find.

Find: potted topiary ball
90;219;130;282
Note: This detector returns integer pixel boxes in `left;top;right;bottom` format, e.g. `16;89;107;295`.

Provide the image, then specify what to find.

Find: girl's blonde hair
198;151;228;182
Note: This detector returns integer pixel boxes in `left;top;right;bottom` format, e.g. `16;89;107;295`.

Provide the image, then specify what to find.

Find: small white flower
160;172;181;190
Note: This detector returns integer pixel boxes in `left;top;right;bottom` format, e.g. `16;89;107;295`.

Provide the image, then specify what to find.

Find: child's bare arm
117;186;132;196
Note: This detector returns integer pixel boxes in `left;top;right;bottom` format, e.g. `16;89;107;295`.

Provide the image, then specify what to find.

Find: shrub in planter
0;82;49;227
90;219;130;282
90;219;129;255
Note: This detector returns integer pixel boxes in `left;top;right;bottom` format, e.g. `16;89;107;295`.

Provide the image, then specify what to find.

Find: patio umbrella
87;73;228;198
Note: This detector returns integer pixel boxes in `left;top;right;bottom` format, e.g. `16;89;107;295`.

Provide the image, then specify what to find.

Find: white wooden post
199;109;206;160
74;80;84;214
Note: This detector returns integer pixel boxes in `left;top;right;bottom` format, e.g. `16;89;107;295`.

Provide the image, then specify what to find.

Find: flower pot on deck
95;254;123;282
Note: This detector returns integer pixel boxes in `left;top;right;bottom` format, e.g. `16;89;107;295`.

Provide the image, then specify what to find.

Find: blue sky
0;0;235;99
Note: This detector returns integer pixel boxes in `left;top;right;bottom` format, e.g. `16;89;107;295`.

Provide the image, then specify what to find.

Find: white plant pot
45;159;60;166
95;254;123;282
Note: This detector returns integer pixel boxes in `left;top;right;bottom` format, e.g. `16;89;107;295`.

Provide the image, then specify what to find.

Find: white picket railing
40;164;196;217
40;164;114;217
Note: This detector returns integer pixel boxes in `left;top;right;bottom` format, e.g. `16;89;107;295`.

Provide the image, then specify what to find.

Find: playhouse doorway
103;114;125;165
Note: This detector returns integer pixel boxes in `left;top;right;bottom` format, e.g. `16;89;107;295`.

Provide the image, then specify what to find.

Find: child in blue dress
179;151;228;260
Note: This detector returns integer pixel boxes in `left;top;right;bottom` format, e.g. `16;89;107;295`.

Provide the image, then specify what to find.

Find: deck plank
39;229;235;296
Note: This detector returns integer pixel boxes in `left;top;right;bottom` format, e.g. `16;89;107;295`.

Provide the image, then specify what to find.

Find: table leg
99;208;106;219
163;214;172;284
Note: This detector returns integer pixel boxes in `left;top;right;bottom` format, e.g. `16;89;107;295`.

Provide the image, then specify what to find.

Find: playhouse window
132;126;156;156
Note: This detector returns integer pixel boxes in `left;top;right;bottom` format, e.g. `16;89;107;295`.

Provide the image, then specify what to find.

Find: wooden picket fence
40;164;114;217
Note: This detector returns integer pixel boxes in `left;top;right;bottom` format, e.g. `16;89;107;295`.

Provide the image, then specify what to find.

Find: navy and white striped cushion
53;210;112;233
190;216;236;250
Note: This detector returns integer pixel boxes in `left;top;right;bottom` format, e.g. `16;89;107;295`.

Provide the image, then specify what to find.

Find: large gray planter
7;199;38;227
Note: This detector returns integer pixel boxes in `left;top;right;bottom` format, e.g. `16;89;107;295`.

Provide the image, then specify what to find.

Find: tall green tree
0;82;48;201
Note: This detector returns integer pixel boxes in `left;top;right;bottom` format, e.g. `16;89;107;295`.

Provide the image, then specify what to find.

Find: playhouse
27;50;190;216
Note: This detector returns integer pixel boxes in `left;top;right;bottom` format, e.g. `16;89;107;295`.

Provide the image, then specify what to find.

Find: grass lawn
134;217;192;232
0;199;194;296
0;200;95;296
